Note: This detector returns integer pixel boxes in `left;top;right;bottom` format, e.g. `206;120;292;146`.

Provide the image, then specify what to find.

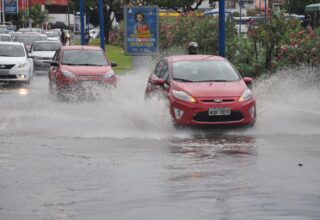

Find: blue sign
124;6;159;55
4;0;18;15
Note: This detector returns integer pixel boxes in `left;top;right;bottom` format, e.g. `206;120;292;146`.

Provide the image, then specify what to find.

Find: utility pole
29;0;32;28
264;0;267;19
80;0;85;45
219;0;225;57
2;0;5;24
98;0;105;50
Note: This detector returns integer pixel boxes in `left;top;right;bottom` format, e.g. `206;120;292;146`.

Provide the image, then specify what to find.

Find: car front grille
193;110;244;122
0;64;15;70
0;75;17;79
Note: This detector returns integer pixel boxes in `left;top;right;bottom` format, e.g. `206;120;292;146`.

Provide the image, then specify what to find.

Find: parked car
29;41;62;70
145;55;256;126
0;34;12;41
0;42;34;84
48;46;117;95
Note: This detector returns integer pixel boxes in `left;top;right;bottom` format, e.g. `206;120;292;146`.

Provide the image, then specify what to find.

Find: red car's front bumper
56;75;117;91
169;97;256;126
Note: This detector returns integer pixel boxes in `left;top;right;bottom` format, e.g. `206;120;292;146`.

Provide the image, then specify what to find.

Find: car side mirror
152;78;165;86
111;62;117;67
243;77;253;86
50;61;59;66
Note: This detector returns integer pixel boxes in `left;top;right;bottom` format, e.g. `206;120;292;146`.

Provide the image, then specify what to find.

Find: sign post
80;0;85;45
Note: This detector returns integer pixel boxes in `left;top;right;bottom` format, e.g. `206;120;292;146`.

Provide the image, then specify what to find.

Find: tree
30;4;48;27
285;0;319;15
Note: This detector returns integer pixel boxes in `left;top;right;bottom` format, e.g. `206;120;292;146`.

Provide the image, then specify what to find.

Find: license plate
0;70;9;75
208;108;231;116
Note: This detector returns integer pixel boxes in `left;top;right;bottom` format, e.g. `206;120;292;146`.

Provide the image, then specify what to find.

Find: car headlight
172;89;196;104
103;70;114;79
239;88;252;102
61;69;76;78
18;62;28;68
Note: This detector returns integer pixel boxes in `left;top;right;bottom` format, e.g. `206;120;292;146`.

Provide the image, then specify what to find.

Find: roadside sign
4;0;18;15
124;6;159;56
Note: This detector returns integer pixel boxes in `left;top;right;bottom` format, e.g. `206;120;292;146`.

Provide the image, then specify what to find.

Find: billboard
124;6;159;55
4;0;18;14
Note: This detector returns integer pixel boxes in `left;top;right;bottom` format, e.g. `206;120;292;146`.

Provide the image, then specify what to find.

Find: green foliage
30;4;48;26
285;0;319;15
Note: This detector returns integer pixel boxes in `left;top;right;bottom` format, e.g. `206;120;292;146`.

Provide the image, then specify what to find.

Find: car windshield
62;50;109;66
172;60;240;82
33;42;61;51
0;45;25;57
13;35;41;45
0;35;11;41
46;32;59;37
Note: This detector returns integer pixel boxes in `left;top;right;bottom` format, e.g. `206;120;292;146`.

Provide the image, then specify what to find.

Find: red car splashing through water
145;55;256;126
48;46;117;95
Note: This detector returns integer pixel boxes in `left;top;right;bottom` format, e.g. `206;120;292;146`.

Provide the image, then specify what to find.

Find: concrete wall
47;14;75;25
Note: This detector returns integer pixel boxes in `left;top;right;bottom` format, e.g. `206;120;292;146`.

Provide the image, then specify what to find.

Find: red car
48;46;117;95
145;55;256;126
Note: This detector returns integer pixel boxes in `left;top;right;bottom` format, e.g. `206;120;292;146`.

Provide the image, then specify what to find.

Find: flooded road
1;66;320;220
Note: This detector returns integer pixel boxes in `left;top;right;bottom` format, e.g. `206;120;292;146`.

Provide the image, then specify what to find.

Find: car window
154;61;164;78
0;44;25;57
33;42;61;51
159;62;169;82
53;49;60;61
62;50;109;66
172;60;241;82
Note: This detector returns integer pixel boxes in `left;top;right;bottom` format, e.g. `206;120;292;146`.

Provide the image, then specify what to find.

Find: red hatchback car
145;55;256;126
48;46;117;95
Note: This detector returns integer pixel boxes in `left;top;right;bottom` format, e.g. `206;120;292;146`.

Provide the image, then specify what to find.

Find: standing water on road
1;66;320;220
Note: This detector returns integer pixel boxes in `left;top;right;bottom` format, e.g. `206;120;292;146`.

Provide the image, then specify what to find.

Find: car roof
33;40;61;44
61;45;102;51
0;41;23;46
166;55;226;62
0;34;11;36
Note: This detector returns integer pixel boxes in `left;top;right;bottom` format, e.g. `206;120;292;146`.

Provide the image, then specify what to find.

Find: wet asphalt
0;62;320;220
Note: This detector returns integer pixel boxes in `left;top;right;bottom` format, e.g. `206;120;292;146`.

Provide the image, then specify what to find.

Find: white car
45;31;60;41
0;34;12;41
0;42;34;84
29;41;62;70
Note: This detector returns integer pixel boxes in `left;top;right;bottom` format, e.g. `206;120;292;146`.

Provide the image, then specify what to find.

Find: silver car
0;34;12;41
29;41;62;70
0;42;34;84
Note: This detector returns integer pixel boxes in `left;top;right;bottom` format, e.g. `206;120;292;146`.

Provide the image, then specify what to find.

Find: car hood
172;80;246;98
30;51;56;58
61;65;112;76
0;56;27;64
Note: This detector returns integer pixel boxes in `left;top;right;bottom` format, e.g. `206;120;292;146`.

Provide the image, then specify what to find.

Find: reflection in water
169;133;257;159
18;88;29;96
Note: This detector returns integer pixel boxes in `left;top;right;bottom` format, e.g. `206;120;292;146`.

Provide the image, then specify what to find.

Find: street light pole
2;0;6;25
239;0;242;36
264;0;267;20
80;0;85;45
29;0;32;28
98;0;105;50
219;0;225;57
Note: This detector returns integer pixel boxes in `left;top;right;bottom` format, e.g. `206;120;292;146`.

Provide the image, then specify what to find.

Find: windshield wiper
173;78;194;82
61;63;78;66
195;79;229;82
81;64;105;66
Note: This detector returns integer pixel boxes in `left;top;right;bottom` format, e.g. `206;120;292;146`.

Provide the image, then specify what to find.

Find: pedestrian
187;42;199;55
85;29;90;45
60;28;67;46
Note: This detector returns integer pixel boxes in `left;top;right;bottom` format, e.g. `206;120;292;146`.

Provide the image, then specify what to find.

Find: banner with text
4;0;18;15
124;6;159;55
